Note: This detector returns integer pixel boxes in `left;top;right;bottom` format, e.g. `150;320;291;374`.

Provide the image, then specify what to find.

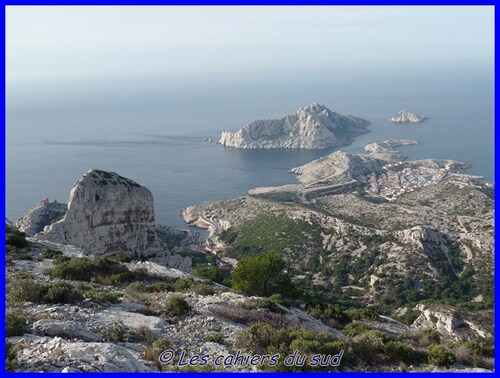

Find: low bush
417;329;441;347
351;330;386;364
427;345;456;367
384;341;422;364
345;307;378;321
41;249;63;259
305;302;351;328
192;264;231;286
8;278;46;303
204;333;225;344
6;309;27;337
6;341;18;372
102;321;129;342
174;278;215;296
144;337;174;371
6;226;29;248
342;322;369;338
106;253;132;263
44;283;83;304
48;256;133;285
165;296;191;316
235;323;344;372
83;287;121;303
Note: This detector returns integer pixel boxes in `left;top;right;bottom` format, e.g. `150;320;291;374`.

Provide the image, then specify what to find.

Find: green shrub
428;345;456;367
41;249;63;259
351;330;385;364
192;265;231;286
106;253;132;263
144;337;173;371
6;226;28;248
44;283;83;304
342;322;369;338
165;296;191;316
235;323;344;372
84;287;121;303
175;278;215;296
418;329;441;347
48;256;131;284
102;321;129;342
305;302;351;328
6;309;27;337
345;307;378;321
384;341;421;364
9;278;46;303
6;341;17;372
204;333;225;344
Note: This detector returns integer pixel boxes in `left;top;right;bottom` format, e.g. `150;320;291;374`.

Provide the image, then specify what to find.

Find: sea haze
6;65;494;228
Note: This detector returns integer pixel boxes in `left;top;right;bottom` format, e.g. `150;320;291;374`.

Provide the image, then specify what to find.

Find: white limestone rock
32;319;102;342
411;305;476;341
16;198;67;236
391;110;428;123
38;169;160;259
219;103;370;149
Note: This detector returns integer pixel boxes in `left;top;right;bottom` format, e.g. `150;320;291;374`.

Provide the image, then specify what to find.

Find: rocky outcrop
411;305;491;341
38;169;160;259
219;103;370;149
32;319;102;342
391;110;428;123
15;198;67;236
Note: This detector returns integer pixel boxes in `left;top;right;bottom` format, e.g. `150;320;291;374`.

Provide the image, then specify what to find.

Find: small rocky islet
6;105;493;372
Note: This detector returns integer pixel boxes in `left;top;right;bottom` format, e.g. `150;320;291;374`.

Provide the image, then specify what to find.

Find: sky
6;6;494;81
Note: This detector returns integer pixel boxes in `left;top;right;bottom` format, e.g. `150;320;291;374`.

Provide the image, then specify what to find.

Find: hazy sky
6;6;494;81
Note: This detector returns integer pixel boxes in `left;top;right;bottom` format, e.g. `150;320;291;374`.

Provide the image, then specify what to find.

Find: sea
6;65;494;228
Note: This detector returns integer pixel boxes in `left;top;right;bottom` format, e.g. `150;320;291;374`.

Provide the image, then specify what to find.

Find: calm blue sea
6;65;494;228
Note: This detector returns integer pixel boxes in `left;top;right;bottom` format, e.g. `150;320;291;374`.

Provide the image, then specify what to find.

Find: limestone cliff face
38;169;160;259
219;103;370;149
16;198;67;236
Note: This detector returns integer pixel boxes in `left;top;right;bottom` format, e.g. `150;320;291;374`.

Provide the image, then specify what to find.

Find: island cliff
219;103;370;149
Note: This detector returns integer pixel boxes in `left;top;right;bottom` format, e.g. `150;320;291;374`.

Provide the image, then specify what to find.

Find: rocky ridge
219;103;370;149
15;199;67;236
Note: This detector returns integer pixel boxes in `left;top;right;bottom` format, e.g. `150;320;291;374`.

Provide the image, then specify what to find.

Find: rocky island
391;110;428;123
219;103;370;149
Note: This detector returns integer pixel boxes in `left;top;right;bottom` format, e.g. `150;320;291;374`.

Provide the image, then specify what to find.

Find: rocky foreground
219;103;370;149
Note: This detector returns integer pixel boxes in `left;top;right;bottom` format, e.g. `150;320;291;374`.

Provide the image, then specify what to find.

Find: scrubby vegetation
165;296;191;316
6;225;30;262
6;309;27;337
6;225;29;248
47;256;134;285
192;264;231;287
235;323;345;372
